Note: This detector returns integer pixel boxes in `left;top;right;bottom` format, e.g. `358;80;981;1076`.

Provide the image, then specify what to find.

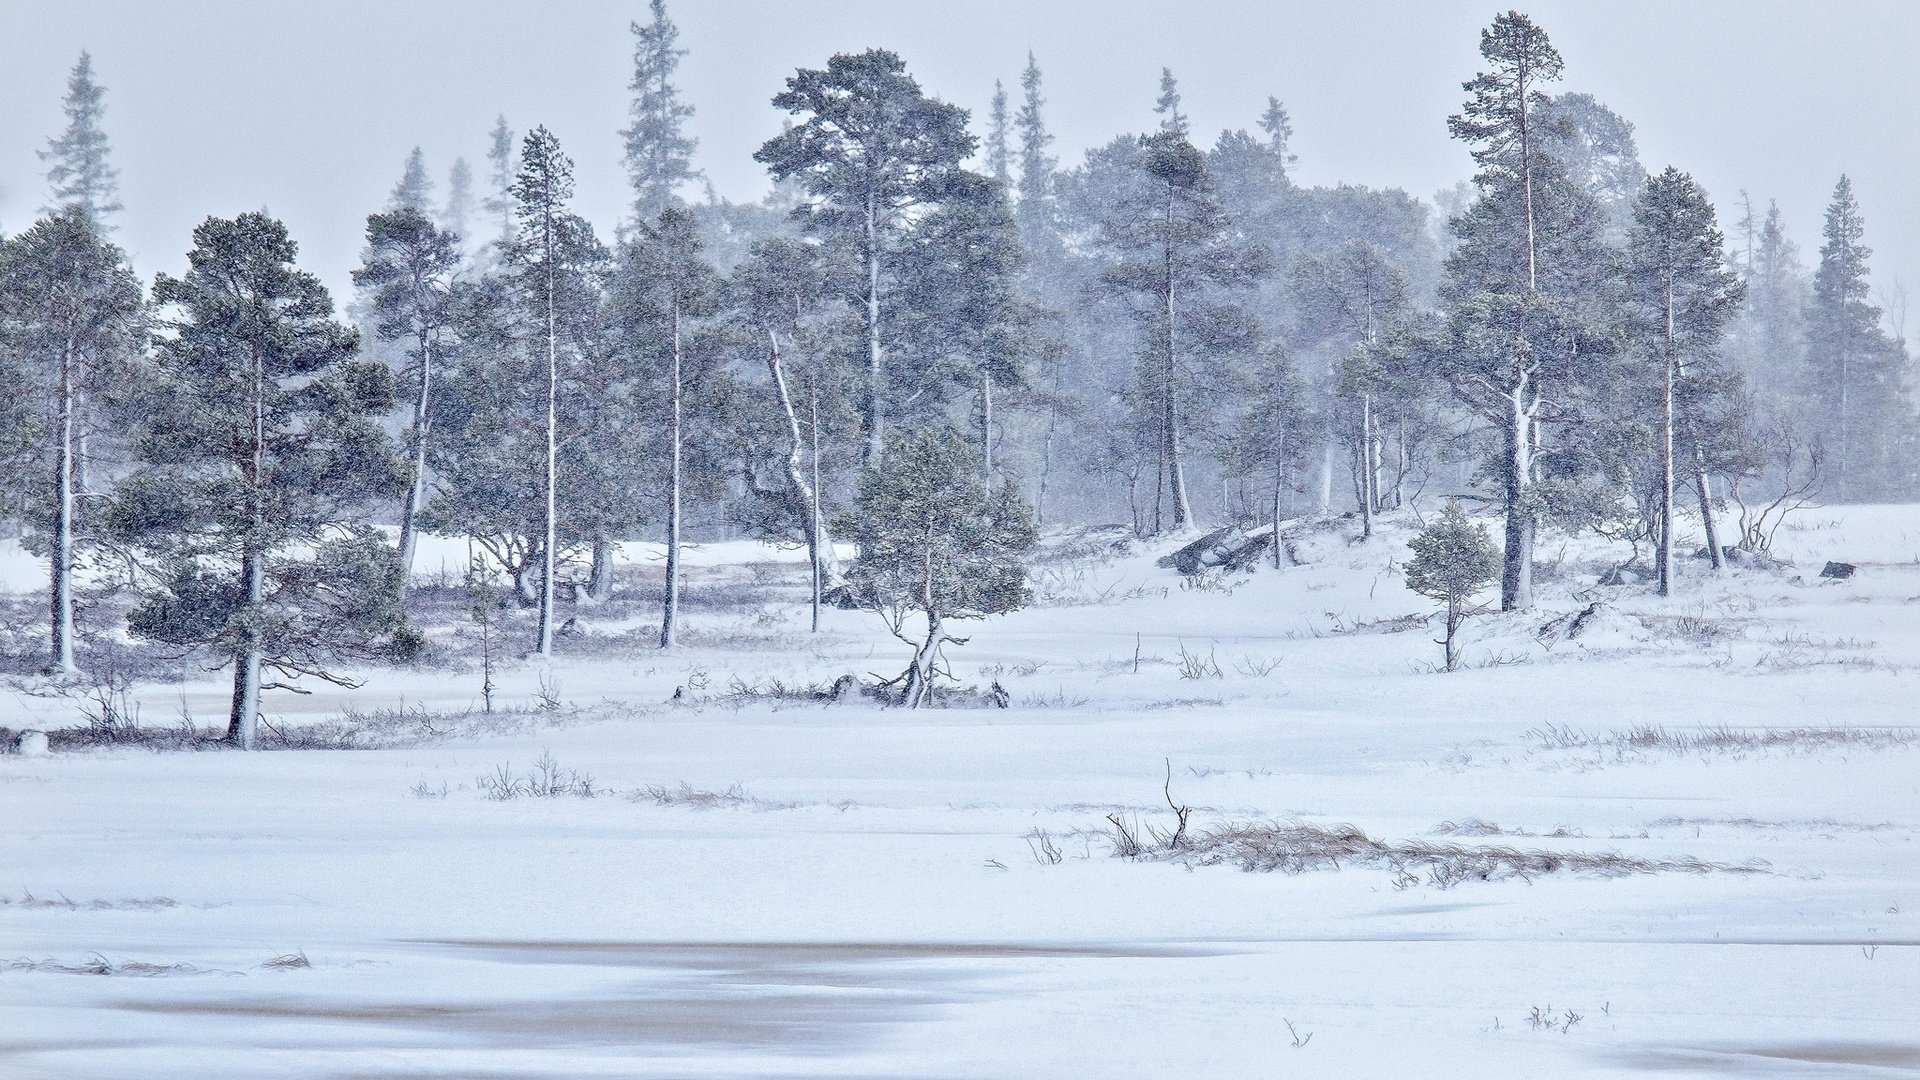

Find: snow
2;506;1917;1078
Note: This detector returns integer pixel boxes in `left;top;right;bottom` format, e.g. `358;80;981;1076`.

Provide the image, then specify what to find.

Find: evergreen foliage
844;428;1036;707
40;52;121;225
110;213;403;748
1405;500;1500;671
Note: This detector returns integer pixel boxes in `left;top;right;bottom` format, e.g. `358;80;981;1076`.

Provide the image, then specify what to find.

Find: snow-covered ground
2;506;1917;1078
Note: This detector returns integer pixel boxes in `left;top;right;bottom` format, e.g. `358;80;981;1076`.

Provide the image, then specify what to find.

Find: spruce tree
1015;53;1056;217
442;157;475;240
0;209;145;674
483;116;517;250
1803;176;1912;500
985;80;1012;187
390;147;433;213
40;52;121;225
755;50;976;466
111;213;402;749
622;0;701;223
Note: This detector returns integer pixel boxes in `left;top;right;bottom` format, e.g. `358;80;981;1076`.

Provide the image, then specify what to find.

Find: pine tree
621;0;701;223
442;157;475;240
1625;167;1744;594
615;208;721;647
755;49;976;466
353;208;462;593
111;213;402;748
40;52;122;225
1430;11;1611;611
843;428;1036;708
985;80;1012;187
0;209;145;673
390;147;434;212
1097;131;1264;533
1405;500;1500;672
1259;97;1296;176
508;127;598;656
1154;68;1189;136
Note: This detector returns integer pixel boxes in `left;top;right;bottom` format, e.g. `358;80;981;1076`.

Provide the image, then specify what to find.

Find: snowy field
2;506;1918;1079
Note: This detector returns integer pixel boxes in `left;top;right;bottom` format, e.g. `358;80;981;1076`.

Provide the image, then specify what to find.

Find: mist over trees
2;7;1917;739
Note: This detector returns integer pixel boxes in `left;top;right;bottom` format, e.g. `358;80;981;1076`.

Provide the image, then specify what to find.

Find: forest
6;7;1920;1077
1;5;1913;742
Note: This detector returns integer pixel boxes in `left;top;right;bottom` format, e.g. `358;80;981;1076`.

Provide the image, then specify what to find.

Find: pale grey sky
3;0;1916;329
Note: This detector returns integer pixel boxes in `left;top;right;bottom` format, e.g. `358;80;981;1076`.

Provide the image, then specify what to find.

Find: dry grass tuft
1112;818;1765;889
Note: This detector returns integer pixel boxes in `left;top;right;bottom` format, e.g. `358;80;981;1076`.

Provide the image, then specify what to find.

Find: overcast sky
2;0;1916;331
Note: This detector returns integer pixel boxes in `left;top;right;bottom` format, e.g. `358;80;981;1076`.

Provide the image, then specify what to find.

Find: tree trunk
226;551;265;750
1444;596;1462;672
1657;280;1676;598
863;201;884;467
765;328;839;607
1271;435;1286;570
809;377;823;633
1694;452;1724;571
1358;394;1374;539
396;336;432;592
534;202;559;658
227;345;269;749
979;367;993;477
901;539;940;709
1501;382;1535;611
48;334;77;675
1317;440;1335;512
1162;188;1192;533
586;535;616;601
660;298;683;649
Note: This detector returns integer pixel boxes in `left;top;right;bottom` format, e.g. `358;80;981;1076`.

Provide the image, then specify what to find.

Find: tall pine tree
112;214;402;749
755;49;975;466
0;209;145;673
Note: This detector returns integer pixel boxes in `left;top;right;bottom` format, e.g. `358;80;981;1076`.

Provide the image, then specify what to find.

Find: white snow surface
1;507;1917;1078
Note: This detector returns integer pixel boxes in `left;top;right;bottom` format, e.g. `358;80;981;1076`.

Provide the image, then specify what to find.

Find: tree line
1;7;1914;738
